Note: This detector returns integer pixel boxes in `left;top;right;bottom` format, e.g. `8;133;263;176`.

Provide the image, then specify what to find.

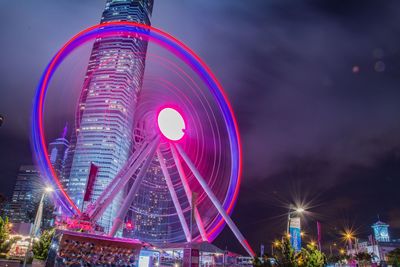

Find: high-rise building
128;158;173;242
66;0;153;232
48;124;70;189
6;165;42;223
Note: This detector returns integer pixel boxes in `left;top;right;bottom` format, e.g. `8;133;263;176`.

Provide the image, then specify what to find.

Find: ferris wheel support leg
170;144;208;242
86;141;150;213
157;149;192;242
89;137;159;221
174;143;255;257
109;137;159;237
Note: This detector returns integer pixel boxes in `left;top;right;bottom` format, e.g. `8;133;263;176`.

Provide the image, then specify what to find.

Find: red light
126;221;133;230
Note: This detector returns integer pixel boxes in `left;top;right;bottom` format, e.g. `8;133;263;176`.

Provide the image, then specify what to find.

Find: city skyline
1;0;400;255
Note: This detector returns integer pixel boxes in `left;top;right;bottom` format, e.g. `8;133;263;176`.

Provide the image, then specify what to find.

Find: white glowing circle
157;108;186;141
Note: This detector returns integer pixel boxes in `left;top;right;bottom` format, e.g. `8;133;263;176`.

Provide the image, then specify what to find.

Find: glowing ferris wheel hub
157;107;185;141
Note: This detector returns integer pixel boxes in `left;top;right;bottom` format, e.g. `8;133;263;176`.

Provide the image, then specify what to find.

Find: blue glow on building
372;220;390;242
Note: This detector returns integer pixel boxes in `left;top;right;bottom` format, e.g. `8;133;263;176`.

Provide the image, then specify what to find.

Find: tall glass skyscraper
7;166;42;223
67;0;153;232
48;124;69;189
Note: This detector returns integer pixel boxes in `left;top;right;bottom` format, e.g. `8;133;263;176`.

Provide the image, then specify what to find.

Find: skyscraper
67;0;153;232
48;124;70;189
7;165;42;223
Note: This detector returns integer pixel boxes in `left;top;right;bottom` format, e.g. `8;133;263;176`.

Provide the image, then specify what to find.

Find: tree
274;238;298;267
0;217;12;256
32;228;55;261
299;244;326;267
388;248;400;267
355;252;372;266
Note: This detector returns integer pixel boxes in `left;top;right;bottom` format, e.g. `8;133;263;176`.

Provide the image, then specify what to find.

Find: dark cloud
1;0;400;254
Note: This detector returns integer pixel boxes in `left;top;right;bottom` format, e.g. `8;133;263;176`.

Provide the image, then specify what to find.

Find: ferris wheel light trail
32;22;253;255
157;108;185;141
174;143;255;257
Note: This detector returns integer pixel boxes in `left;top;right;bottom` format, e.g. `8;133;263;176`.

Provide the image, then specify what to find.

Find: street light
296;207;305;213
44;186;54;193
342;230;355;257
23;186;53;267
271;240;280;255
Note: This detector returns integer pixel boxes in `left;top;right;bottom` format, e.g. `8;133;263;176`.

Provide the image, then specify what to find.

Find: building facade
347;220;399;263
48;124;70;189
66;0;153;232
6;165;42;223
372;220;390;242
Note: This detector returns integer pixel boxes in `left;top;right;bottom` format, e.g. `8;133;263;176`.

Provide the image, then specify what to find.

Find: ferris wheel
32;22;255;257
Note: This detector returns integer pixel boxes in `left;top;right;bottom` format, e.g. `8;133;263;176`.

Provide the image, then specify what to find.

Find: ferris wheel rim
31;21;243;241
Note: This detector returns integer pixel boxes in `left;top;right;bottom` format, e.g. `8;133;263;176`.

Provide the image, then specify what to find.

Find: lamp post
286;205;305;235
23;186;53;267
271;240;280;256
343;231;355;257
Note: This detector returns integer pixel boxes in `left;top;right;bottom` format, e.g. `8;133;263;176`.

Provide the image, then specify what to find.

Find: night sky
1;0;400;254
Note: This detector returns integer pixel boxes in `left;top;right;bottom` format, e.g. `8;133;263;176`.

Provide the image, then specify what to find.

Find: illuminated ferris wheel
32;22;254;256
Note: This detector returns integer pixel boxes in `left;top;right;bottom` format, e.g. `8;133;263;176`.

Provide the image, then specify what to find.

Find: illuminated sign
289;217;301;252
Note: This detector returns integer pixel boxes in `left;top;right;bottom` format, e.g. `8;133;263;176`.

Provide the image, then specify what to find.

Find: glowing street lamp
296;207;305;213
271;240;281;255
342;230;356;256
44;186;54;193
23;186;53;267
286;205;305;235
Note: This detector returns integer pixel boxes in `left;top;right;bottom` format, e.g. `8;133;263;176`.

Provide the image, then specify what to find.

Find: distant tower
48;124;69;189
372;220;390;242
66;0;153;232
6;166;42;223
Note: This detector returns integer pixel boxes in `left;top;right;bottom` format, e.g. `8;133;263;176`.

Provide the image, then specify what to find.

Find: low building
347;220;400;263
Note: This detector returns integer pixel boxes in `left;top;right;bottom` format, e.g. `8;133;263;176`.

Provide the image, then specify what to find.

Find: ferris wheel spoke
174;143;255;257
170;143;208;242
157;149;192;242
87;136;159;221
85;141;148;216
109;137;159;237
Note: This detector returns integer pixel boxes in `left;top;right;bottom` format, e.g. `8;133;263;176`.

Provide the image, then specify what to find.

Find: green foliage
0;217;10;244
354;252;372;266
0;217;12;254
32;228;55;260
326;253;348;264
274;238;298;267
299;244;326;267
269;237;327;267
388;248;400;266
